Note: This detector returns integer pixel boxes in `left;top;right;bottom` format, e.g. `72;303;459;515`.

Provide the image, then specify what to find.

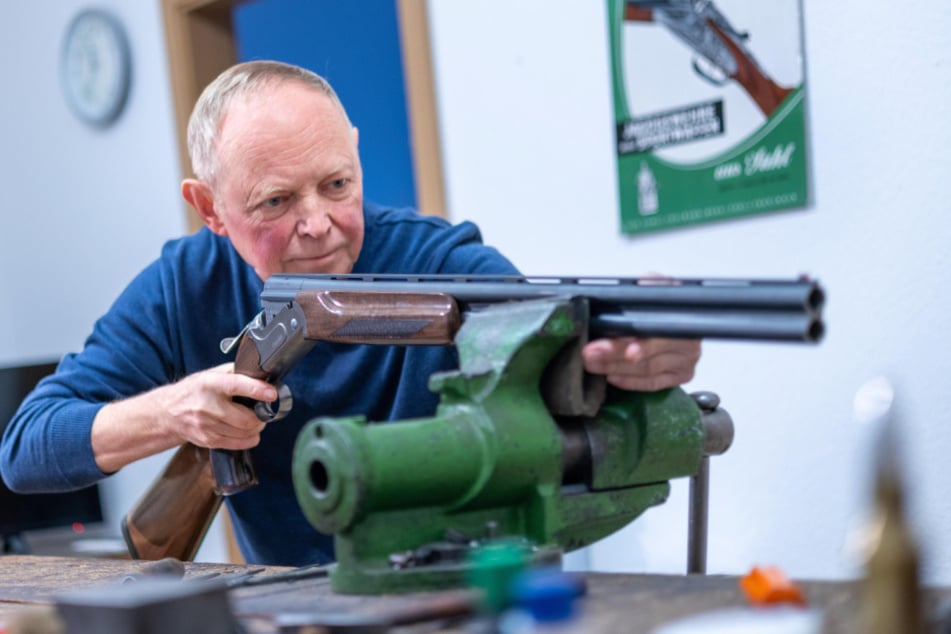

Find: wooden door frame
161;0;446;234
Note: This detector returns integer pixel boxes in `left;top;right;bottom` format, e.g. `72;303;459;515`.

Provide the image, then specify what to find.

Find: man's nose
295;196;332;237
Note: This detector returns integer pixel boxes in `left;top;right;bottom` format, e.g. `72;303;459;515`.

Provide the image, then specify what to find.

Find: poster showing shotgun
607;0;809;234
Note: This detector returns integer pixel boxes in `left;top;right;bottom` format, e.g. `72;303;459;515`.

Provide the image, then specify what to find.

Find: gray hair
187;60;350;184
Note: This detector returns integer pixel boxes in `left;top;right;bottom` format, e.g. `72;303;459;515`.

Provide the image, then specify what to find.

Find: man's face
198;81;364;280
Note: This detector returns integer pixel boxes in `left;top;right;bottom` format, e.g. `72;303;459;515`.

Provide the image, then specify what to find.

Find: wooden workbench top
0;555;946;633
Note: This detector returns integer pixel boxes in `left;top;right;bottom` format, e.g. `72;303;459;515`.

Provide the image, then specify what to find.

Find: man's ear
182;179;226;235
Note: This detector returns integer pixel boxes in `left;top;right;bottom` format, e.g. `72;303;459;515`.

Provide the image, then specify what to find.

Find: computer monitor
0;360;103;553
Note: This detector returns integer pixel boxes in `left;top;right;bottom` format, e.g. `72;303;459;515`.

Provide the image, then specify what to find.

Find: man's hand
155;363;277;449
582;337;701;392
91;363;277;473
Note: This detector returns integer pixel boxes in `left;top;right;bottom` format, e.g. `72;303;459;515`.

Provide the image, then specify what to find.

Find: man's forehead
216;83;343;152
213;81;356;187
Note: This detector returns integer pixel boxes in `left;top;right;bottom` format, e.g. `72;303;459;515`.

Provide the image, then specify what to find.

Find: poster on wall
607;0;809;235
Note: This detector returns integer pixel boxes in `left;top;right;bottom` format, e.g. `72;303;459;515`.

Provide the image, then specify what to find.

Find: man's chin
282;255;353;275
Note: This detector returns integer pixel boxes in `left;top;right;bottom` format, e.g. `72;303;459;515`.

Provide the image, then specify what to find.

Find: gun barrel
592;309;823;342
262;274;824;343
264;274;824;313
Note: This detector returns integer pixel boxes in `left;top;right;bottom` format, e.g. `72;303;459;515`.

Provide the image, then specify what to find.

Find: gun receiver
122;274;824;561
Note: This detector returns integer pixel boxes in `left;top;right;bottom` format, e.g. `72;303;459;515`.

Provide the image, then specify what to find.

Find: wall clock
60;9;132;128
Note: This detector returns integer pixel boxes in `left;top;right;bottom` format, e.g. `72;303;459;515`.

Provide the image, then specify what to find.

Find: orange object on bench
740;565;807;606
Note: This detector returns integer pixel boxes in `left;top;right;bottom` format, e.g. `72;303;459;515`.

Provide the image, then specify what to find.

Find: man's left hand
582;337;701;392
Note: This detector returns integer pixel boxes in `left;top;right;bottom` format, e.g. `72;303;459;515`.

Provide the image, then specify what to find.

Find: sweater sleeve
0;258;182;493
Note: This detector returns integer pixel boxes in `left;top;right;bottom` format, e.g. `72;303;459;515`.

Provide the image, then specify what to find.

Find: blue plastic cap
512;568;584;623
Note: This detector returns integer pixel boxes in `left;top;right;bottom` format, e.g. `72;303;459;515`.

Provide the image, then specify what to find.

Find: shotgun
122;274;825;561
624;0;794;117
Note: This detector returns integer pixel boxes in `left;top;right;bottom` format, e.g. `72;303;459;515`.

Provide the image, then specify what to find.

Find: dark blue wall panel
233;0;417;208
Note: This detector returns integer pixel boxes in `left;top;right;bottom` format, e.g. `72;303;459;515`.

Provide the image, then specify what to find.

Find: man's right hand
90;363;277;474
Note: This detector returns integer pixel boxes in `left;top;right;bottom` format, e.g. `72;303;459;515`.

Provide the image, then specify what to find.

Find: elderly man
0;61;700;566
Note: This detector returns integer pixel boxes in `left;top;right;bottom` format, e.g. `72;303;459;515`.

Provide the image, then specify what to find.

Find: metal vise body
292;298;713;594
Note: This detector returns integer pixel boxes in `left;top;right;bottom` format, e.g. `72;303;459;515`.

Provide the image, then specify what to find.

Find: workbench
1;555;947;632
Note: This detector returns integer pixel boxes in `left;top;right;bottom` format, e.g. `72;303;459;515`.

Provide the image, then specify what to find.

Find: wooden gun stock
624;4;653;22
121;443;222;561
707;20;792;117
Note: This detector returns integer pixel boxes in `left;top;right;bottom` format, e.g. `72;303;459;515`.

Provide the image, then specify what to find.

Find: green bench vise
292;297;733;594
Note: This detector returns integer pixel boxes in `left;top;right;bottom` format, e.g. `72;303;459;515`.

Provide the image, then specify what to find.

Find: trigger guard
255;382;293;422
692;57;730;86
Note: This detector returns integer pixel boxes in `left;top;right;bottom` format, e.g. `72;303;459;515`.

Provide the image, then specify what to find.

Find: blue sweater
0;203;518;565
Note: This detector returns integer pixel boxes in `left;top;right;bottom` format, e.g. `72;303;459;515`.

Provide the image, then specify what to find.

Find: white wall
428;0;951;584
0;1;228;562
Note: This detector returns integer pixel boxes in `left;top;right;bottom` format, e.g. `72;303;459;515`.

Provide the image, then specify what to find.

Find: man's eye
329;178;348;190
264;196;285;208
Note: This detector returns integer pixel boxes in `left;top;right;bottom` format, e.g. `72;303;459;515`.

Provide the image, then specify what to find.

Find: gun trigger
254;381;293;423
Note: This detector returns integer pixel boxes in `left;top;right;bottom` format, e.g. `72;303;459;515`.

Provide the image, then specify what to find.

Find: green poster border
607;0;810;235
